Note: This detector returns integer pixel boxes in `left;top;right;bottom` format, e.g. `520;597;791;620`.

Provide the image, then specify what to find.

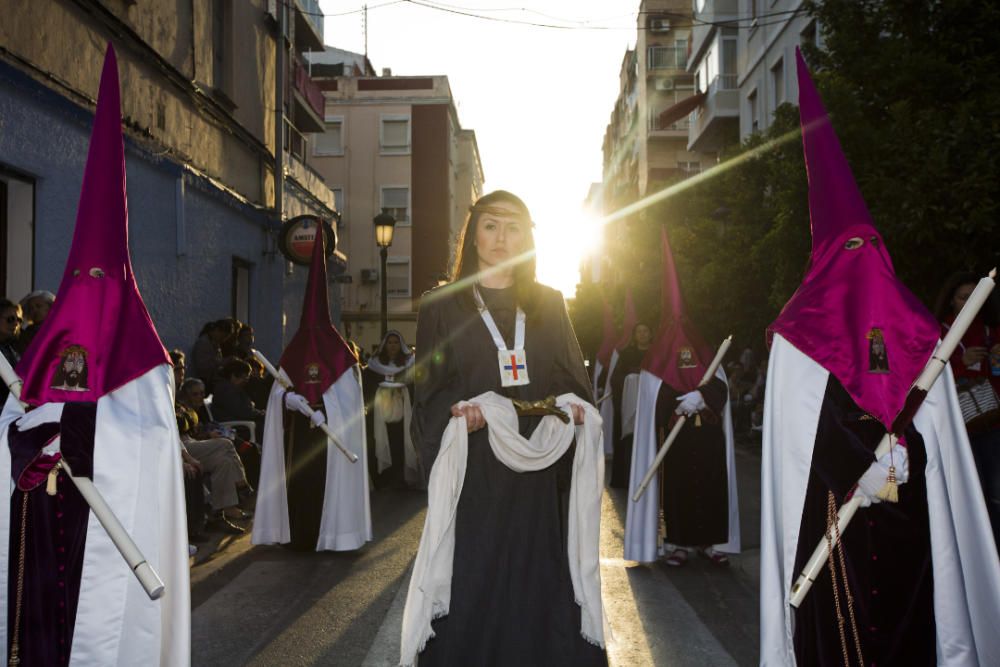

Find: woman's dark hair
450;190;538;311
933;271;998;325
220;359;252;380
378;332;412;366
169;349;186;366
179;377;205;401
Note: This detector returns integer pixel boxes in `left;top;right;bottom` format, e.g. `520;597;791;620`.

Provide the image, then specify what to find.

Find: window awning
657;92;706;128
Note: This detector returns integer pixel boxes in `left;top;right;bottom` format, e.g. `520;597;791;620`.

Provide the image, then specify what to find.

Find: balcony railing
710;73;739;93
297;0;324;42
650;116;690;132
293;58;324;119
283;116;308;164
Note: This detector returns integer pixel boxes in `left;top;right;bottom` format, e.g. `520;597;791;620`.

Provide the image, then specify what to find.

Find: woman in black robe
411;190;607;666
609;322;651;488
362;330;417;490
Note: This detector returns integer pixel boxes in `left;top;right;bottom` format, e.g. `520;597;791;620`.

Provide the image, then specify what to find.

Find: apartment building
308;48;484;353
737;0;820;140
683;0;822;149
0;0;339;356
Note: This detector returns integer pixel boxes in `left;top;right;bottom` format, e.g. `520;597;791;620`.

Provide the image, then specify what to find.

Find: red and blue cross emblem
504;353;526;380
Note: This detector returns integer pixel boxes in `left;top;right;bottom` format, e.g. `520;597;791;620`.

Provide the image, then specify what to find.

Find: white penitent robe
0;364;190;667
624;367;740;562
252;367;372;551
760;334;1000;666
594;350;619;456
620;373;640;438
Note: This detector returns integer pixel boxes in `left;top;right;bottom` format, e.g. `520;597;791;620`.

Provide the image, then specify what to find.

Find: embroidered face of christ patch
498;349;530;387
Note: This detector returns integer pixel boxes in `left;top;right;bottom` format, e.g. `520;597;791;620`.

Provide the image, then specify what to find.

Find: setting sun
533;203;604;298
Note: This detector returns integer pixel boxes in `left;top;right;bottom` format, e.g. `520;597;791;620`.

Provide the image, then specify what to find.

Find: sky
318;0;642;296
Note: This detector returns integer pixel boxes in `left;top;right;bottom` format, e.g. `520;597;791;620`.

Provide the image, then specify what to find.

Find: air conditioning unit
361;268;380;284
655;79;675;91
650;18;671;32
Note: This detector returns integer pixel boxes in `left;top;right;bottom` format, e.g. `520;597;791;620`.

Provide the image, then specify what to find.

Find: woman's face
183;383;206;408
0;307;22;342
634;324;652;346
475;202;528;270
385;334;401;357
953;283;976;316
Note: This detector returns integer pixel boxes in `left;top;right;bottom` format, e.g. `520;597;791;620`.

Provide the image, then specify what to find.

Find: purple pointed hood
767;49;939;429
280;225;358;404
17;44;169;405
642;227;711;393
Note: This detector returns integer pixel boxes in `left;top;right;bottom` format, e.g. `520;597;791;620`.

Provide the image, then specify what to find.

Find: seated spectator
179;376;261;491
169;349;209;541
234;325;273;408
16;289;55;354
212;360;266;437
176;376;253;534
0;298;22;405
191;319;236;393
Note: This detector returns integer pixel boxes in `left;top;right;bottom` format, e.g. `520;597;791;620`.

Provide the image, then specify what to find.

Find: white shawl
760;334;1000;666
399;392;605;666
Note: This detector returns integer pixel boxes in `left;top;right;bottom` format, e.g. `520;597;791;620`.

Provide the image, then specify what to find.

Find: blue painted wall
0;60;341;363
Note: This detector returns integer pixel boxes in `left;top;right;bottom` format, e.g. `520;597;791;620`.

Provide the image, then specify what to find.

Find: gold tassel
876;465;899;503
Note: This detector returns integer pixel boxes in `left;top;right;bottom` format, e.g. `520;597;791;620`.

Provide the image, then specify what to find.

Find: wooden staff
0;356;164;600
632;335;733;502
790;269;997;608
251;349;359;463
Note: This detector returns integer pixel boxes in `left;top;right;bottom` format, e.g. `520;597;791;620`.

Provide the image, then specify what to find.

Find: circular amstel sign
278;215;337;265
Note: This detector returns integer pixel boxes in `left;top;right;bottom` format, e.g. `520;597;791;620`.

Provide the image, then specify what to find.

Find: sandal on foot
701;547;730;566
665;548;689;567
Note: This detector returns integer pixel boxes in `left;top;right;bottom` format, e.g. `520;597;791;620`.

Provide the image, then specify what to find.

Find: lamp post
374;209;397;338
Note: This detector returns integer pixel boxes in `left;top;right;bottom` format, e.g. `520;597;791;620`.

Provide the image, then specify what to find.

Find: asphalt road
190;442;762;666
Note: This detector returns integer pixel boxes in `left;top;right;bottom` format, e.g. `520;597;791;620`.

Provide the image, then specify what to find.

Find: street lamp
374;209;397;338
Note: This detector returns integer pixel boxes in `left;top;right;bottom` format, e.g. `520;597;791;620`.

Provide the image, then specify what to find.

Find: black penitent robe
793;376;935;666
609;345;646;489
283;407;328;551
655;377;729;546
412;283;607;667
7;403;96;667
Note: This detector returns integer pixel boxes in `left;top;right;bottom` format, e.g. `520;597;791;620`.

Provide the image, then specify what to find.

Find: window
331;188;345;226
386;258;411;297
381;186;410;225
314;117;343;155
231;257;251;323
380;115;410;154
648;46;684;70
678;161;701;174
748;88;759;133
721;38;738;89
212;0;234;98
1;170;34;300
771;57;785;108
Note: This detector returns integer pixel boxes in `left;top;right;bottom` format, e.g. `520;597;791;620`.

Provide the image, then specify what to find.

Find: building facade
684;0;823;148
0;0;339;360
596;0;709;291
307;48;484;354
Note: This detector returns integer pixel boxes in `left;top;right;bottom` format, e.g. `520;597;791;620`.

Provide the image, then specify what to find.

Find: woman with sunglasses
0;298;22;405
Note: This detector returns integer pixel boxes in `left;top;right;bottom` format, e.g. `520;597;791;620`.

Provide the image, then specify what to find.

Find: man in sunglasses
0;298;22;406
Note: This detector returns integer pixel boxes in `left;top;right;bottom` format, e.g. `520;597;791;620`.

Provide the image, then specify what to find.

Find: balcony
292;57;325;133
688;75;739;153
294;0;324;51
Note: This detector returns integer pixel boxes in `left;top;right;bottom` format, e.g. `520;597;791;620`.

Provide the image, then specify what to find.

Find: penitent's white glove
284;392;312;417
674;390;706;417
309;410;326;428
878;445;909;484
